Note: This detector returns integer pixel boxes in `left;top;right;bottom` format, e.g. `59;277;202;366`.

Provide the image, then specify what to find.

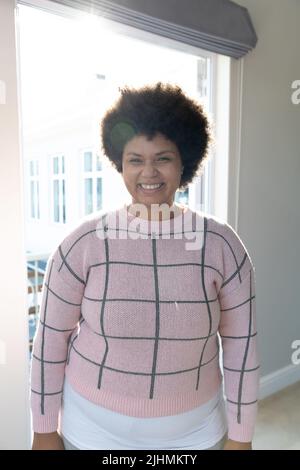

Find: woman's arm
217;222;260;446
30;221;89;435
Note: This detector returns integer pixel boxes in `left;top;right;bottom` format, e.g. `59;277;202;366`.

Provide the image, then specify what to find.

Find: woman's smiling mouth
137;183;165;194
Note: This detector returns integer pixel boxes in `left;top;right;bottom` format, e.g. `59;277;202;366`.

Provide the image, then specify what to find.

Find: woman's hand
32;431;65;450
223;439;252;450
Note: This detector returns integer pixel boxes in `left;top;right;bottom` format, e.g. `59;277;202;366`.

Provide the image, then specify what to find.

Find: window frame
18;0;220;217
29;159;40;220
49;153;66;224
81;148;104;216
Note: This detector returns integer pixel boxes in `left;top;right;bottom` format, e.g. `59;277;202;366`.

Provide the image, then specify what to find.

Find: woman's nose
141;162;159;177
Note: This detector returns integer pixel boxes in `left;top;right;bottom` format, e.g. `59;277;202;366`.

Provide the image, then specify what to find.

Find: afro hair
100;82;213;189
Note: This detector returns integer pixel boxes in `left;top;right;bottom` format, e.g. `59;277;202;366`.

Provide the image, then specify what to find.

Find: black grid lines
56;211;248;296
31;208;259;431
149;237;160;399
82;295;220;304
31;265;82;409
196;217;212;390
87;261;224;282
207;229;244;285
236;270;254;423
39;259;54;415
70;339;220;377
97;236;110;389
58;213;108;272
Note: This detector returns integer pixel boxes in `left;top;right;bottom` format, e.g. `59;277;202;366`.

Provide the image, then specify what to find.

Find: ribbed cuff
227;425;255;443
31;411;60;433
227;404;257;442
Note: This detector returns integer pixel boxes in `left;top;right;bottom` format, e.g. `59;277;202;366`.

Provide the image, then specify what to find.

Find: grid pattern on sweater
30;206;259;441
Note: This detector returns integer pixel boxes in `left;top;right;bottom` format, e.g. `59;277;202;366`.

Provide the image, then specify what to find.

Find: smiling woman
30;82;258;451
122;133;184;219
101;82;212;220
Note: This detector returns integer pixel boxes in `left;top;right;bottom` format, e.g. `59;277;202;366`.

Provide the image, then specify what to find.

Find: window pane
96;154;102;172
30;181;35;218
84;152;93;172
36;182;40;219
36;161;39;176
175;188;189;205
97;178;102;210
84;178;93;214
62;179;66;223
200;174;205;205
30;161;34;177
53;157;59;174
61;156;65;174
53;180;60;222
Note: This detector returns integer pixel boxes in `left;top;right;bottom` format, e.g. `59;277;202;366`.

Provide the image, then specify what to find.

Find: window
29;160;40;219
83;150;103;215
51;155;66;223
17;2;232;371
175;188;189;206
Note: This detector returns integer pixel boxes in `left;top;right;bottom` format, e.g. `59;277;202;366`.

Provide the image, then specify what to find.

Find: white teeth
140;183;163;189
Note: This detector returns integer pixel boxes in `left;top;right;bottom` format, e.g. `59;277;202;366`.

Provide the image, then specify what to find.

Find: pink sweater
30;204;259;442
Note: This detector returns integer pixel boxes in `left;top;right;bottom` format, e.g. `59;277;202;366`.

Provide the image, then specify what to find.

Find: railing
27;253;50;352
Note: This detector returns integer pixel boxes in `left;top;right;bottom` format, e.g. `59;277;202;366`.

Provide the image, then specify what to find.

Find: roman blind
21;0;257;58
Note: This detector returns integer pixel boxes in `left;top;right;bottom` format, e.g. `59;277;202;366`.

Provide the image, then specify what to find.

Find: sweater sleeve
30;224;87;433
217;222;260;443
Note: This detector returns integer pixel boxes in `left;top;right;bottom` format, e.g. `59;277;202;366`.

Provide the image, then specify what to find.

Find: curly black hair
100;82;213;189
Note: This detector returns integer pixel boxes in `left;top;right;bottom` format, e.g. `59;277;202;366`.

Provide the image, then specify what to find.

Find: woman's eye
129;157;170;163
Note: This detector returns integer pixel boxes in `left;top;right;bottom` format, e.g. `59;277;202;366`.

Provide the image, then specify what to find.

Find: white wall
0;0;31;450
234;0;300;378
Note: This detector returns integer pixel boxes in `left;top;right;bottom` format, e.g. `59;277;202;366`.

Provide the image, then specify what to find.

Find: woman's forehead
124;134;178;154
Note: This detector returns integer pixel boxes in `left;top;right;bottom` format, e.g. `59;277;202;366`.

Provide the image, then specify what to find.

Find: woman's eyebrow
126;150;176;156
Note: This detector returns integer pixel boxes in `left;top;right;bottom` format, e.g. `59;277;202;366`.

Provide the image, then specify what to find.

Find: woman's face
122;133;183;209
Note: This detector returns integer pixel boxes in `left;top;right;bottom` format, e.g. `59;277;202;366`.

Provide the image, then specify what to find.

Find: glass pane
36;182;40;219
61;156;65;174
197;58;208;98
62;179;66;223
36;160;39;176
97;178;102;210
200;174;205;205
84;152;93;172
53;157;59;174
53;180;60;222
96;154;102;172
84;178;93;214
30;181;35;217
30;161;34;176
175;188;189;205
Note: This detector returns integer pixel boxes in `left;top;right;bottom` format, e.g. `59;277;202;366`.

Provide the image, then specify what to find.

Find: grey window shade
28;0;258;59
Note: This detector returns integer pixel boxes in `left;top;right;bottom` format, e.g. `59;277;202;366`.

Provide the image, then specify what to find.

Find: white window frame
50;153;66;224
81;149;104;216
29;159;40;220
18;0;220;218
